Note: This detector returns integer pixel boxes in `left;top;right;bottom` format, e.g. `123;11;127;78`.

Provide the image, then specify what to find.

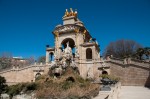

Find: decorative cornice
53;24;84;34
80;42;96;47
46;47;55;51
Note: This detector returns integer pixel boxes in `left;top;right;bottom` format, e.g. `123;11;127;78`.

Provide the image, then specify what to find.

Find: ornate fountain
49;42;78;77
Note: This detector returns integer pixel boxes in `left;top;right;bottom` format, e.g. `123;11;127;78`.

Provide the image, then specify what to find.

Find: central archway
61;38;75;49
61;38;75;56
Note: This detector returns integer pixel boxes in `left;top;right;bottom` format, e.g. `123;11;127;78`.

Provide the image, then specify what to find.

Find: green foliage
61;81;74;90
100;74;110;79
0;76;7;96
35;75;45;81
35;69;99;99
66;96;80;99
144;47;150;59
6;65;99;98
76;76;85;83
100;74;120;82
7;82;37;98
135;48;145;60
26;83;37;90
135;47;150;60
7;84;24;97
104;39;149;60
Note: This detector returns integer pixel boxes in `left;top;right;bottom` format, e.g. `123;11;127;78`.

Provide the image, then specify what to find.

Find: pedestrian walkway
119;86;150;99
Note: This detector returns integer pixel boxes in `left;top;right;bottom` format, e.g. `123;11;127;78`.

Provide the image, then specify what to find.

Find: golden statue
74;9;78;17
63;8;78;18
64;9;69;17
70;8;74;16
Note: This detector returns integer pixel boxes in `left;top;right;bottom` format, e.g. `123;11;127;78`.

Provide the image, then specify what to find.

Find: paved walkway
119;86;150;99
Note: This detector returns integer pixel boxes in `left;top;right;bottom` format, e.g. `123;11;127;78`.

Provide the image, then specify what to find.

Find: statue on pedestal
63;42;72;60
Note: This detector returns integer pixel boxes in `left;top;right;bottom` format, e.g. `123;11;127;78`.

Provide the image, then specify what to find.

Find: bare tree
0;53;12;69
37;56;46;63
0;52;35;69
103;39;142;59
26;56;35;65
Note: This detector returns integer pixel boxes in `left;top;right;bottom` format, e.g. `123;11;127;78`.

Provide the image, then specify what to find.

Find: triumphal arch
46;8;108;79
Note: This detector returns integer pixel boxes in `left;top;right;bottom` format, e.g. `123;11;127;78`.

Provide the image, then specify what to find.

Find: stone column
46;51;49;64
92;46;95;60
55;32;59;58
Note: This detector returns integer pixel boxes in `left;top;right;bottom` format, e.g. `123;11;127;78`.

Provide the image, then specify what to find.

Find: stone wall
109;58;150;87
0;64;49;85
0;57;150;87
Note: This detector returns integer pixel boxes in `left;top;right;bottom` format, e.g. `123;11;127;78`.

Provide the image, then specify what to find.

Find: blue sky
0;0;150;59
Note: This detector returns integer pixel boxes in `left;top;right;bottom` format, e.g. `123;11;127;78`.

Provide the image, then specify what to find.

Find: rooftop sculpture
63;8;78;18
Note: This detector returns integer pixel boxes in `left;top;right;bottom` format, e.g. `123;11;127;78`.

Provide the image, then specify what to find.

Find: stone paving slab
119;86;150;99
94;94;108;99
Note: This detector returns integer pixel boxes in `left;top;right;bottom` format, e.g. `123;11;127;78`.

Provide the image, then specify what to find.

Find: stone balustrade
94;82;121;99
108;58;150;86
0;63;49;85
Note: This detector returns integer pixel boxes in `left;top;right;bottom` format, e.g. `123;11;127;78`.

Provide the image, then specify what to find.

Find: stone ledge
94;82;121;99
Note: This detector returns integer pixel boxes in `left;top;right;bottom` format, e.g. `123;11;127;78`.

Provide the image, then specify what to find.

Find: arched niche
49;52;54;61
86;48;92;59
61;38;75;55
35;72;41;79
102;71;108;75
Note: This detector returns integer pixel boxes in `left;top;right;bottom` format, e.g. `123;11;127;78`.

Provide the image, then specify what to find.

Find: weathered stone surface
109;58;150;87
0;64;49;85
